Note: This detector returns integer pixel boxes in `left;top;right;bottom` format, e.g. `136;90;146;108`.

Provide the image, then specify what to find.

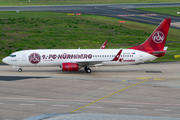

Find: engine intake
61;63;79;71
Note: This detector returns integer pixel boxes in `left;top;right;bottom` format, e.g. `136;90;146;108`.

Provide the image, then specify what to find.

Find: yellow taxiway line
70;80;147;113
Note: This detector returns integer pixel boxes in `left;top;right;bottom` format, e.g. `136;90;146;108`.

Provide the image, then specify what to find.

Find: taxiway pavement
0;62;180;119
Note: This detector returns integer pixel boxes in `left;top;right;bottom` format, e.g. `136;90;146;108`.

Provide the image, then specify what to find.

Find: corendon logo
118;58;135;63
119;58;123;63
29;53;41;64
152;31;165;43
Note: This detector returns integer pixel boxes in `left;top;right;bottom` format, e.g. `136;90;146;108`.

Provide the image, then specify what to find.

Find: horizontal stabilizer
164;46;168;50
152;50;176;54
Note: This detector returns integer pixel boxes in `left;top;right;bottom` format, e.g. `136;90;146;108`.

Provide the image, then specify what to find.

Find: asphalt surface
0;62;180;120
0;3;180;29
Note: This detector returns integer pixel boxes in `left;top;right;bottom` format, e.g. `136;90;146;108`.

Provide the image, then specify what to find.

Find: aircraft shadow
0;76;49;81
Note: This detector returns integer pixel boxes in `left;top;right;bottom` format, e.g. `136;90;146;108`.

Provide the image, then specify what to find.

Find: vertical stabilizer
129;18;171;52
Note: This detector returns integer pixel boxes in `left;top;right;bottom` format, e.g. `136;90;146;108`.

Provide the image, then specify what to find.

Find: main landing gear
84;66;91;73
18;68;22;72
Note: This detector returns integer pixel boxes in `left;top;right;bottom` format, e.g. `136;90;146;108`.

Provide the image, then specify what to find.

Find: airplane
2;18;171;73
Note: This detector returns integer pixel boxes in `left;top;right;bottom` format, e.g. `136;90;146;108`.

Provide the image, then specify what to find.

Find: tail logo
152;31;165;43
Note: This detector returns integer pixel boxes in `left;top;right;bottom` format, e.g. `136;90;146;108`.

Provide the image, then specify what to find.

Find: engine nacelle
61;63;79;71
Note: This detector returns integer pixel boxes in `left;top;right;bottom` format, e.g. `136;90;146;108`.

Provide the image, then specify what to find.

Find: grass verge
0;11;179;63
137;6;180;16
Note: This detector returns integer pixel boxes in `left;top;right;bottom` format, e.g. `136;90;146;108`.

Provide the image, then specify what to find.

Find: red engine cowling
61;63;79;71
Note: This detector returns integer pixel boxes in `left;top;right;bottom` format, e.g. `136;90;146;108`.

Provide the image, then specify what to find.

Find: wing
65;59;104;67
67;49;122;67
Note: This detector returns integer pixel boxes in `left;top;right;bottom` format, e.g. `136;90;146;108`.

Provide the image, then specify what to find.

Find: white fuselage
2;49;157;67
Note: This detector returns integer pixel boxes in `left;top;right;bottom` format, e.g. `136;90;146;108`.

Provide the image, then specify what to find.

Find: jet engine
61;63;79;71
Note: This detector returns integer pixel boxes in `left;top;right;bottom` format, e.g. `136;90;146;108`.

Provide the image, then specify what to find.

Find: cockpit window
9;55;16;57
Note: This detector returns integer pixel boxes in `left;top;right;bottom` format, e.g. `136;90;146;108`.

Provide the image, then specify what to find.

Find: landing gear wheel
84;66;91;73
84;67;87;71
86;68;91;73
18;68;22;72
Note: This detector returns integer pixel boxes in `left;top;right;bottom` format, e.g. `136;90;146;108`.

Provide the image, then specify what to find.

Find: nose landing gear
18;68;22;72
13;66;22;72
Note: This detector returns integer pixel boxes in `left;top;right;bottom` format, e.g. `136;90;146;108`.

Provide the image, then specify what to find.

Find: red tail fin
129;18;171;53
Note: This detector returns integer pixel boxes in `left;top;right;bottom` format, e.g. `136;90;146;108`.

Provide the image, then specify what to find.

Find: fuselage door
8;58;11;63
139;52;143;62
22;52;27;61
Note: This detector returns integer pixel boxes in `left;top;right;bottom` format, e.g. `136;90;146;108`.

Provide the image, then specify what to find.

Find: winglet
100;41;107;49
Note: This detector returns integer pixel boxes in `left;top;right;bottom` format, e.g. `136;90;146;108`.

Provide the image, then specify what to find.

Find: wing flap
65;60;104;66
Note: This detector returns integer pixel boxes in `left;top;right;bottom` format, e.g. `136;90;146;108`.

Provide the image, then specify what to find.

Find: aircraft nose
2;57;8;64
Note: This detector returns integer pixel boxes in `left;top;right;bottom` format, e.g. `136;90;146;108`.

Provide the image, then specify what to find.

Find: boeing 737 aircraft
2;18;171;73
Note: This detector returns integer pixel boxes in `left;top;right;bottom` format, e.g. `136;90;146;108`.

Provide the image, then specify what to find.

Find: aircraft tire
18;68;22;72
84;67;87;71
86;68;91;73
